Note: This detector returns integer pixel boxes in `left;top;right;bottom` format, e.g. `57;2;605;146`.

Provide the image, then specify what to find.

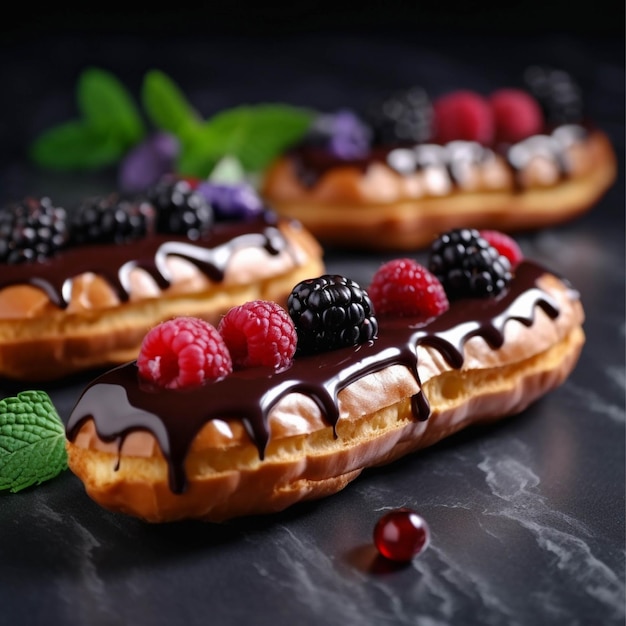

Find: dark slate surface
0;12;623;626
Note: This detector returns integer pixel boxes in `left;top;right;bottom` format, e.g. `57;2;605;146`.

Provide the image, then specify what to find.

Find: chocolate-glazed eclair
0;180;323;381
261;68;616;250
66;229;584;523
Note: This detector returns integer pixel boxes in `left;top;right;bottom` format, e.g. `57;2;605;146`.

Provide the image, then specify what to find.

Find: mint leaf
176;104;314;177
0;391;67;493
29;120;127;170
203;104;314;172
175;125;225;177
141;69;202;138
78;67;145;148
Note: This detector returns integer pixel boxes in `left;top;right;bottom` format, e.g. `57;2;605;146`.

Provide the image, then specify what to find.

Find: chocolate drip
0;214;288;308
290;124;588;188
66;261;566;494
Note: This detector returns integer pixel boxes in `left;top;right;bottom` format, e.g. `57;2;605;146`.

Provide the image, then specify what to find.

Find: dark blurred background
0;2;623;207
0;9;624;626
2;1;623;37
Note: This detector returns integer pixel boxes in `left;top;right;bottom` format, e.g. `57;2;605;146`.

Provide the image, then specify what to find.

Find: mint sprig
173;104;314;177
29;67;314;178
0;390;68;493
140;71;314;177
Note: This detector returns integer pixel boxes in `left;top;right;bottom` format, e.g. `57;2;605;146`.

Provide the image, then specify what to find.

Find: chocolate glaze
290;124;589;188
0;212;289;308
66;260;572;494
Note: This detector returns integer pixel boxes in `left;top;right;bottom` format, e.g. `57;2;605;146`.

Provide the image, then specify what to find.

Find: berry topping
0;196;69;264
305;110;372;159
218;300;297;370
523;65;584;125
118;132;180;194
489;88;544;144
287;274;378;355
364;87;434;145
373;508;430;562
479;229;524;268
428;228;512;300
144;178;214;239
137;317;232;389
70;193;155;246
368;258;449;320
196;181;265;221
432;90;494;145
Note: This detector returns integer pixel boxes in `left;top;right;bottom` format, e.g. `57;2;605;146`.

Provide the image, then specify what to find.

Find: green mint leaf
176;104;314;178
77;67;145;148
141;69;202;137
0;391;67;493
29;120;127;170
175;124;226;177
203;104;314;172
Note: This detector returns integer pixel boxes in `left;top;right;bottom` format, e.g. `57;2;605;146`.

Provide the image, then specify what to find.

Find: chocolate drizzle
0;213;288;308
66;261;569;495
290;124;588;188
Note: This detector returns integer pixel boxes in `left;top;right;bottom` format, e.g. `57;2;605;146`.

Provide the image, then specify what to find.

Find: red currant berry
373;508;430;561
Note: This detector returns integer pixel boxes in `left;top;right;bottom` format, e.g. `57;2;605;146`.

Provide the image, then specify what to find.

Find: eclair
0;179;324;381
66;228;585;523
261;66;616;250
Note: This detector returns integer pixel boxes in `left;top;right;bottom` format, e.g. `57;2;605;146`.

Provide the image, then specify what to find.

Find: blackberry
523;66;584;125
70;193;155;246
0;196;69;264
287;274;378;355
145;178;214;239
364;87;434;146
427;228;512;300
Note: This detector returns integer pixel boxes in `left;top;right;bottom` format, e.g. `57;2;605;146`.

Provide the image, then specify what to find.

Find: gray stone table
0;22;623;626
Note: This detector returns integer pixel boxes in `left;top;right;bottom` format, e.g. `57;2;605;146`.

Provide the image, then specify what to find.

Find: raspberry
287;275;378;355
137;317;232;389
217;300;297;370
479;230;524;268
432;90;494;145
368;258;449;320
489;89;544;144
428;228;512;300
